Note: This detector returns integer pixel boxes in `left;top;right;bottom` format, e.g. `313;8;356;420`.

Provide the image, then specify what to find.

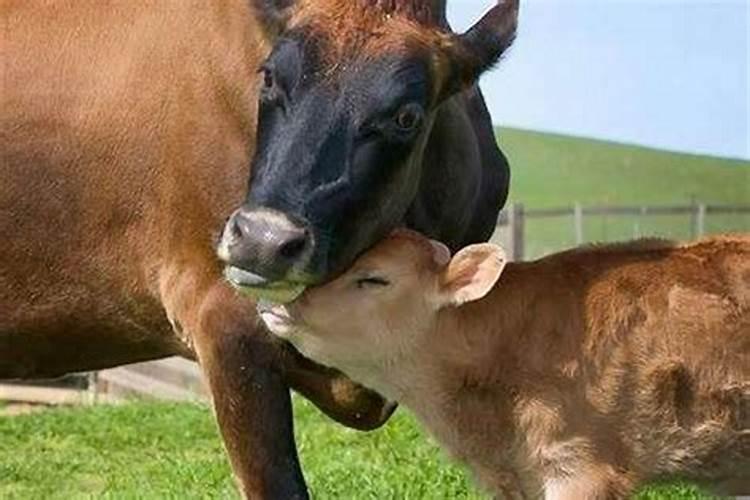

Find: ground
0;399;713;499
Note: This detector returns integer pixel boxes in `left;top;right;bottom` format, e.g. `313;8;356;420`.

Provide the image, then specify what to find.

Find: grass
498;127;749;208
0;399;714;499
495;128;750;258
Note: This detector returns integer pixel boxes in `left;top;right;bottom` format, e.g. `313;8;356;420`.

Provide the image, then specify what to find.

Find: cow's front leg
192;286;307;500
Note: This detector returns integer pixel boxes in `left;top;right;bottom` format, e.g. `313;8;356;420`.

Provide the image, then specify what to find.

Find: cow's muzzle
218;207;315;302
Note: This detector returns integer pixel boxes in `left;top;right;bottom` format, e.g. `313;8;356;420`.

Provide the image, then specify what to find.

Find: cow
261;231;750;499
218;0;517;300
1;0;518;498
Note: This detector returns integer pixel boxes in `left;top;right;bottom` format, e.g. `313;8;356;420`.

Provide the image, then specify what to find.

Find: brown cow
262;231;750;498
1;0;518;498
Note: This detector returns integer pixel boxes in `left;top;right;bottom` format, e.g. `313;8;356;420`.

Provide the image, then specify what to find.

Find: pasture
499;127;749;207
2;129;746;498
498;127;750;259
0;399;712;499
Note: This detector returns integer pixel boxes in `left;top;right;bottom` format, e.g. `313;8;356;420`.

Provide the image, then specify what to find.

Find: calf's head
259;230;507;382
219;0;518;301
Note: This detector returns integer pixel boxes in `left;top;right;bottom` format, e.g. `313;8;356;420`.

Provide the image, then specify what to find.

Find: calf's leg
543;465;634;500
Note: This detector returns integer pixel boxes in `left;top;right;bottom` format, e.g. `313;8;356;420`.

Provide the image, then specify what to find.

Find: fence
2;202;748;406
0;359;207;408
493;202;750;262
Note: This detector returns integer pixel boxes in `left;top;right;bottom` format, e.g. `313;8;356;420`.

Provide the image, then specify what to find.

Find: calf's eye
356;277;391;289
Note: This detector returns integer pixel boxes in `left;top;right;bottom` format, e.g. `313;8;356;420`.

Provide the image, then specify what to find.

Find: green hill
493;128;750;258
497;127;749;207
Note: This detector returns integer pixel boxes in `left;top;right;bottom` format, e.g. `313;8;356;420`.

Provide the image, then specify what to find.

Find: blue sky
448;0;749;160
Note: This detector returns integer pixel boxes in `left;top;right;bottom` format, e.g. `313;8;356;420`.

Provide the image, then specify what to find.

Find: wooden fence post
689;196;697;239
696;204;706;237
87;371;99;405
507;203;525;262
574;203;584;245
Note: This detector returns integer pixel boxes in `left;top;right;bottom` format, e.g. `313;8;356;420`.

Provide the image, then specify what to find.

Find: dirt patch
0;402;49;417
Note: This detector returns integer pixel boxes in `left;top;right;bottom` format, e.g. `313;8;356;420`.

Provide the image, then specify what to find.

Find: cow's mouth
224;266;307;304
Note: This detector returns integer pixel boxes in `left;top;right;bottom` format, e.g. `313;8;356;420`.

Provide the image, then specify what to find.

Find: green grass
495;128;750;258
498;127;749;207
0;400;713;499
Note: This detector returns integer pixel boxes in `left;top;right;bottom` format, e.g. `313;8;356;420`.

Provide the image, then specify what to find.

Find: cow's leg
192;285;307;499
182;281;395;498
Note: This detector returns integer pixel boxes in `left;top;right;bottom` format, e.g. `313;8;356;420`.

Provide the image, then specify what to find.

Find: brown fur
1;1;395;497
265;234;750;498
288;0;461;101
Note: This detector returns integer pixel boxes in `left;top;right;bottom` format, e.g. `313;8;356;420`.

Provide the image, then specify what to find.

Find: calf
261;231;750;499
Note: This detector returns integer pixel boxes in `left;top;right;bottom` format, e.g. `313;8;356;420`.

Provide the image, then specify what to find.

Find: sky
447;0;749;160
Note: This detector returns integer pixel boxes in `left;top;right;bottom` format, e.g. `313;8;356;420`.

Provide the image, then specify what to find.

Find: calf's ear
428;239;452;266
436;244;507;307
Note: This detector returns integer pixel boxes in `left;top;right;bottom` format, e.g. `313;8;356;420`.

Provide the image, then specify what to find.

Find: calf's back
437;236;750;495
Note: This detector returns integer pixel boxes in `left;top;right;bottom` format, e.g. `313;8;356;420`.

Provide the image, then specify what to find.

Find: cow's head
219;0;518;301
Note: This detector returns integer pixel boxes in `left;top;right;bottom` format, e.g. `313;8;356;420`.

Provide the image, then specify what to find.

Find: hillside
492;128;749;258
496;128;749;208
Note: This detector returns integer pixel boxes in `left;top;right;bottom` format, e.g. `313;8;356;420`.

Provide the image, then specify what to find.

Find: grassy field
495;128;750;258
0;400;712;499
498;127;749;207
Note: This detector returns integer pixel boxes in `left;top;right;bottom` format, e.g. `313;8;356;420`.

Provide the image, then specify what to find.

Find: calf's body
263;234;750;498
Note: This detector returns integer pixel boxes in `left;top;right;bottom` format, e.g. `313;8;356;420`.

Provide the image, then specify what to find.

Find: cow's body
263;233;750;498
1;1;513;497
2;0;259;377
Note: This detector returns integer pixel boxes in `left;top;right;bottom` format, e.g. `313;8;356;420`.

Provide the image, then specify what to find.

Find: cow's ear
252;0;296;38
435;244;507;307
437;0;518;101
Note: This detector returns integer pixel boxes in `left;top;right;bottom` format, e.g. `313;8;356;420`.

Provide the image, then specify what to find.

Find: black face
220;29;436;292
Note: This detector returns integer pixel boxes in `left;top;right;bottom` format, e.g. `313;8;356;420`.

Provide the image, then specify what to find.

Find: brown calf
262;231;750;498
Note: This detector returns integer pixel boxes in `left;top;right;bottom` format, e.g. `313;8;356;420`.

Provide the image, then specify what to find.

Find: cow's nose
230;210;309;262
219;207;313;283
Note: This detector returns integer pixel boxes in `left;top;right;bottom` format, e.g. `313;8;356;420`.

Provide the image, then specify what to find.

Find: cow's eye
261;67;275;90
355;276;391;289
394;103;423;132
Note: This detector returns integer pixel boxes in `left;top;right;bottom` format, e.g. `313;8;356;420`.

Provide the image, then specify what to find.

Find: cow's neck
406;86;505;251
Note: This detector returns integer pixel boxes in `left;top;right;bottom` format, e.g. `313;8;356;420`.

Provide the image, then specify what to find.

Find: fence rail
496;202;750;262
498;203;750;221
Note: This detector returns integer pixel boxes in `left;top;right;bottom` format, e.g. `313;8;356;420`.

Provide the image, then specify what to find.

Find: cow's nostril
230;216;244;240
279;234;307;260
